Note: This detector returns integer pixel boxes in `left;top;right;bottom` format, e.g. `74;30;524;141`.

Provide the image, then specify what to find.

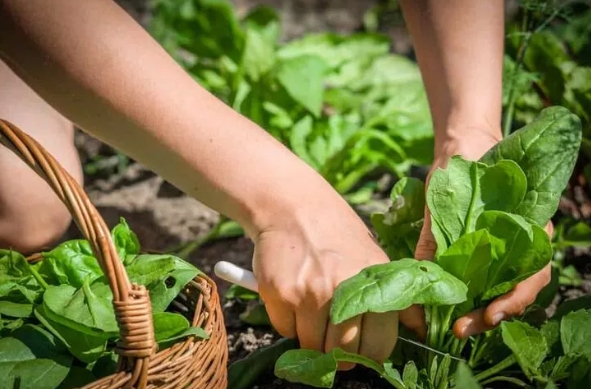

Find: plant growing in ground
272;106;591;388
0;219;207;389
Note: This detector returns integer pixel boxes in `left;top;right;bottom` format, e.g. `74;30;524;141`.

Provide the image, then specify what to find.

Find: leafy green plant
0;219;207;389
273;106;590;388
149;0;433;203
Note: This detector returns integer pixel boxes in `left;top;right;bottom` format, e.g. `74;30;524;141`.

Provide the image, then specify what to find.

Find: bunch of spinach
0;219;207;389
273;106;590;388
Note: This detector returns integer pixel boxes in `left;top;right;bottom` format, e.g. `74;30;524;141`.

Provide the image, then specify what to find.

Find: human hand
398;129;553;340
251;190;399;370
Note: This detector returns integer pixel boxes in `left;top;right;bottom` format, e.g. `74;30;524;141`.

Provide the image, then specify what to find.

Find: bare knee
0;58;82;253
0;195;73;254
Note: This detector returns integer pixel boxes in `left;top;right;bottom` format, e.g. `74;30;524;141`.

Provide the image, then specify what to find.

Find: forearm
0;0;330;237
400;0;505;156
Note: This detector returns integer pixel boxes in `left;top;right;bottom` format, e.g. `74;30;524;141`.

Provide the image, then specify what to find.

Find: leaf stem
473;355;517;383
480;375;529;387
28;264;49;289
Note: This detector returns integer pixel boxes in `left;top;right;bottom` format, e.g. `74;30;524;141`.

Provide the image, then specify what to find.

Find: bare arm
399;1;552;340
0;0;333;238
400;0;505;158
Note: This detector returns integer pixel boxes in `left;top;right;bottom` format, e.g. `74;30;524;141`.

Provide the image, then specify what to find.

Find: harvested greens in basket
0;219;208;389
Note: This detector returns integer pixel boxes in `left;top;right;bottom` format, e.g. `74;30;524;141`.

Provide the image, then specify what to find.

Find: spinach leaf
501;321;548;380
427;157;527;254
43;280;118;336
0;325;72;389
476;211;552;300
560;309;591;360
453;362;482;389
127;254;200;313
480;106;582;227
0;301;33;318
371;177;425;261
553;295;591;320
153;312;190;342
240;19;277;82
34;305;107;364
111;218;140;261
38;240;102;289
330;258;467;324
436;229;492;315
0;251;44;304
276;55;326;118
274;348;405;389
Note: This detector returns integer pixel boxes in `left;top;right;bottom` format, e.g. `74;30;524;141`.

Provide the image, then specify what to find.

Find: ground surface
56;1;591;388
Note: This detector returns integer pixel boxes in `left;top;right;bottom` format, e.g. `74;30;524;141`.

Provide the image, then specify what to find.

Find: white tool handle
214;260;259;292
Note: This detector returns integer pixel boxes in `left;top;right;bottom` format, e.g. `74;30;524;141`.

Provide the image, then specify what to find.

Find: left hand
399;130;554;340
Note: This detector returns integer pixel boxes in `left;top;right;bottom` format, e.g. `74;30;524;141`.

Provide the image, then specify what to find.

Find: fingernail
492;313;505;326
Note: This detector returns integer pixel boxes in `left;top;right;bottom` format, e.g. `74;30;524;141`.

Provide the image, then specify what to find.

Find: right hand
251;189;399;370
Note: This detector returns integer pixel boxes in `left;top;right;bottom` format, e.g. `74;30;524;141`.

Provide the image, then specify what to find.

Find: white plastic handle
214;261;259;292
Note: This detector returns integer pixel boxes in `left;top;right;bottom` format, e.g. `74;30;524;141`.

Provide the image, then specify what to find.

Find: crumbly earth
57;2;590;388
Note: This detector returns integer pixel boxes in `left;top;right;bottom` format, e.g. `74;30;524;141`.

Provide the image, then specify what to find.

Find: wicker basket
0;119;228;389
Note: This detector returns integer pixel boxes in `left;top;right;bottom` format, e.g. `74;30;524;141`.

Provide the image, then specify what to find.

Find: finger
399;304;427;341
453;308;494;339
265;300;297;339
415;214;436;261
325;315;363;371
358;312;398;364
296;304;329;353
483;264;552;327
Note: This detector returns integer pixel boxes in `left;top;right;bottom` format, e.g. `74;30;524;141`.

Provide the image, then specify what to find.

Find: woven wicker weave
0;119;228;389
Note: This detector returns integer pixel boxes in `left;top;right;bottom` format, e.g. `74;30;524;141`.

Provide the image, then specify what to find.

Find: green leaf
0;301;33;318
38;240;102;288
274;349;337;388
126;254;200;313
43;280;118;336
453;362;482;389
427;157;527;253
501;321;548;380
274;348;404;389
476;211;552;300
277;55;326;117
480;106;582;227
289;115;316;168
0;250;30;279
553;295;591;320
157;327;209;350
153;312;190;342
402;361;418;389
228;338;298;389
330;258;467;324
436;229;492;314
34;305;107;364
58;366;96;389
0;325;72;389
111;218;140;260
560;309;591;360
371;177;425;261
241;20;277;81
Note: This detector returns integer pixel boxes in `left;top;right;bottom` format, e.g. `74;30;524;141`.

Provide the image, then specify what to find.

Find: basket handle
0;119;155;388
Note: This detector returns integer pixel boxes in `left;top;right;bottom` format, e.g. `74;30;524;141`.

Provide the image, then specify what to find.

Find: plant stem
480;375;529;387
28;264;49;289
473;355;517;383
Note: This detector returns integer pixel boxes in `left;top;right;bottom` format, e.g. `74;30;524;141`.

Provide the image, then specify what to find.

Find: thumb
415;210;436;261
483;263;552;327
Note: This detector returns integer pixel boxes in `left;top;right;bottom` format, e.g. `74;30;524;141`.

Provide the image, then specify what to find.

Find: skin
0;0;551;368
399;0;553;340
